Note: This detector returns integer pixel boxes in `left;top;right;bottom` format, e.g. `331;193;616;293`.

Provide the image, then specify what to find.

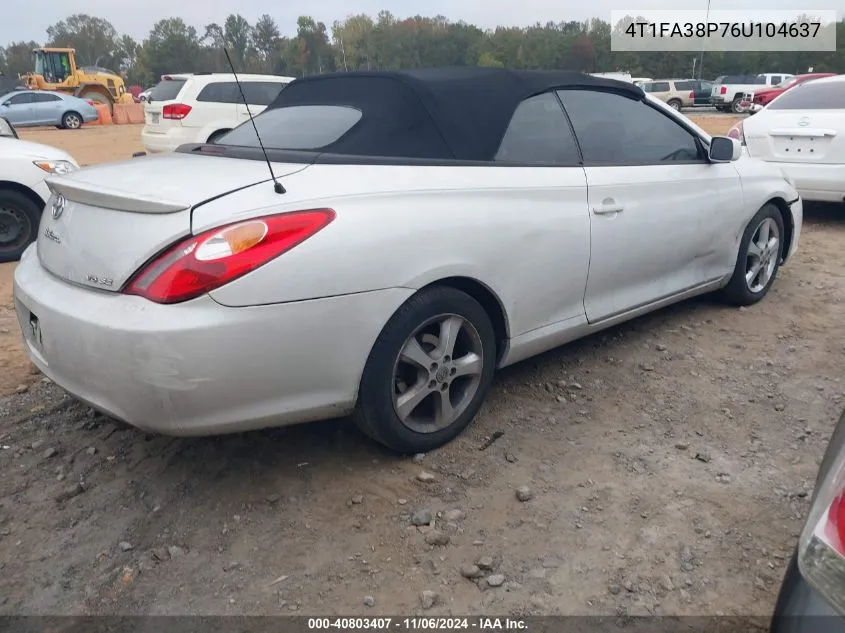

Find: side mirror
709;136;741;162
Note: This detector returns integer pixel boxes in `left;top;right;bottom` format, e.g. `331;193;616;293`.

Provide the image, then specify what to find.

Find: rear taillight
689;91;694;99
123;210;335;304
798;447;845;615
162;103;192;120
727;120;745;145
720;86;727;94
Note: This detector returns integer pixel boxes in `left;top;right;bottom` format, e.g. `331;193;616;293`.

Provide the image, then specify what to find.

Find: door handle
592;202;624;215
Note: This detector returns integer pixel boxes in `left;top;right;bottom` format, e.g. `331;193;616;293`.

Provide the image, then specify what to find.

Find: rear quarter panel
197;163;592;338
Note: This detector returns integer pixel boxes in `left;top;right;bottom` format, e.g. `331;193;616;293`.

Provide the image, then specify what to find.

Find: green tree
253;15;281;72
0;41;41;77
46;14;120;69
140;18;202;81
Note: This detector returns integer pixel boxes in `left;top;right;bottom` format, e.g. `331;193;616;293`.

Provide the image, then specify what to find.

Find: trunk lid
37;152;309;292
744;110;843;164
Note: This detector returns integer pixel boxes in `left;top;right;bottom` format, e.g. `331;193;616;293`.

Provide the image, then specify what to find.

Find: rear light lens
727;120;745;145
162;103;191;120
720;86;727;94
798;446;845;615
689;91;695;99
123;209;335;304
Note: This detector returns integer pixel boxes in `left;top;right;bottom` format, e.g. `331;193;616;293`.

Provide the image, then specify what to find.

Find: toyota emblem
51;194;65;219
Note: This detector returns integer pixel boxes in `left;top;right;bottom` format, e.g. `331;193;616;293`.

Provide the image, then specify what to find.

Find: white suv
141;73;295;153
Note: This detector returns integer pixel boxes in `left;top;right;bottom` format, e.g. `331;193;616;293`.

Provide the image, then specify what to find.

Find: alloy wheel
391;314;484;433
745;217;780;293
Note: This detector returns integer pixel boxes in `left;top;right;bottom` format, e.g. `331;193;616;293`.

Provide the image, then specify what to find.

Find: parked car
745;73;837;113
736;75;845;203
0;90;98;129
138;88;152;102
688;79;714;106
631;77;652;87
640;79;695;110
141;72;295;153
13;68;802;453
0;116;78;261
770;406;845;631
711;74;795;113
642;78;713;110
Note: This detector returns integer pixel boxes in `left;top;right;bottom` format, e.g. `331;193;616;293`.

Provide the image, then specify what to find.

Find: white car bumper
777;162;845;204
13;246;413;436
141;126;196;154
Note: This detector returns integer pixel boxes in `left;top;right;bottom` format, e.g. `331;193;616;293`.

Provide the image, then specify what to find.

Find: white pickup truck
710;73;795;113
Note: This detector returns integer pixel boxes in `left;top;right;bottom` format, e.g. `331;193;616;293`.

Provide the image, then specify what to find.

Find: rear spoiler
46;175;188;214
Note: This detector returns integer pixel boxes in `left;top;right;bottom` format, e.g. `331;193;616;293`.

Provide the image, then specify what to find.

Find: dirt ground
2;116;843;617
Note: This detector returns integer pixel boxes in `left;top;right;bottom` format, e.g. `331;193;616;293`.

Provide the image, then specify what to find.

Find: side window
33;93;61;103
557;89;704;165
674;80;693;91
651;81;671;92
242;82;286;106
7;93;35;105
770;75;782;85
196;82;240;104
494;92;580;166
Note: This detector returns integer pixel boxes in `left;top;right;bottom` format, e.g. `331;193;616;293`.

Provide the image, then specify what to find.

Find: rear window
148;79;186;102
768;81;845;110
217;105;363;150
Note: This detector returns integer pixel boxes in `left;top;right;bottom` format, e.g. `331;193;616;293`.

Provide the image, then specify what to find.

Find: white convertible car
14;68;802;453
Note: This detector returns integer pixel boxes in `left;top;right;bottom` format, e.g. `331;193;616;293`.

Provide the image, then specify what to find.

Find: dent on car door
492;91;590;332
557;88;743;324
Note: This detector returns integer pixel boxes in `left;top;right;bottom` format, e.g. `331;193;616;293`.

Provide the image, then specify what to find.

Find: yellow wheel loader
21;48;135;112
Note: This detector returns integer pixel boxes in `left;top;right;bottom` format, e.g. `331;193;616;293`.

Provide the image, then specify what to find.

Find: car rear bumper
13;246;412;436
141;126;194;153
770;550;844;633
709;96;729;105
775;162;845;203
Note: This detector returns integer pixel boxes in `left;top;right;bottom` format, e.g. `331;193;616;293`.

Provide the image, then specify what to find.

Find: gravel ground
1;202;843;617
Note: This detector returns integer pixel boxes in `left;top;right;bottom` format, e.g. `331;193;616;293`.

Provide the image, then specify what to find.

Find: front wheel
667;99;682;111
730;97;745;114
719;203;785;306
0;189;40;263
354;286;497;453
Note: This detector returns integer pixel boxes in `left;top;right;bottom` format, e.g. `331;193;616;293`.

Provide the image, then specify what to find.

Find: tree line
1;12;842;88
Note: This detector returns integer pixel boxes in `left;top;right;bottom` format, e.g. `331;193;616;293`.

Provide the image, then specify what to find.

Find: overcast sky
5;0;844;45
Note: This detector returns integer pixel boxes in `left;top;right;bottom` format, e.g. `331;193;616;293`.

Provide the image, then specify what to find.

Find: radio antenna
223;47;285;194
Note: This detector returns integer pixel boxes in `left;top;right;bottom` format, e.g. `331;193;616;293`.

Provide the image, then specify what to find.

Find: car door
694;81;712;105
0;92;36;126
31;93;64;125
557;88;743;324
492;91;591;328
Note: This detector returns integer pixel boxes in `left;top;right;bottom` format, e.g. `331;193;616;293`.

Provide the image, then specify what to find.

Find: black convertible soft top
265;67;644;162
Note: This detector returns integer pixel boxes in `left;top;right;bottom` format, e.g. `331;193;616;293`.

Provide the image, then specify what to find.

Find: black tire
667;99;682;111
716;106;730;113
0;189;41;263
353;286;497;453
730;96;744;114
61;111;83;130
719;203;785;306
207;129;230;144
